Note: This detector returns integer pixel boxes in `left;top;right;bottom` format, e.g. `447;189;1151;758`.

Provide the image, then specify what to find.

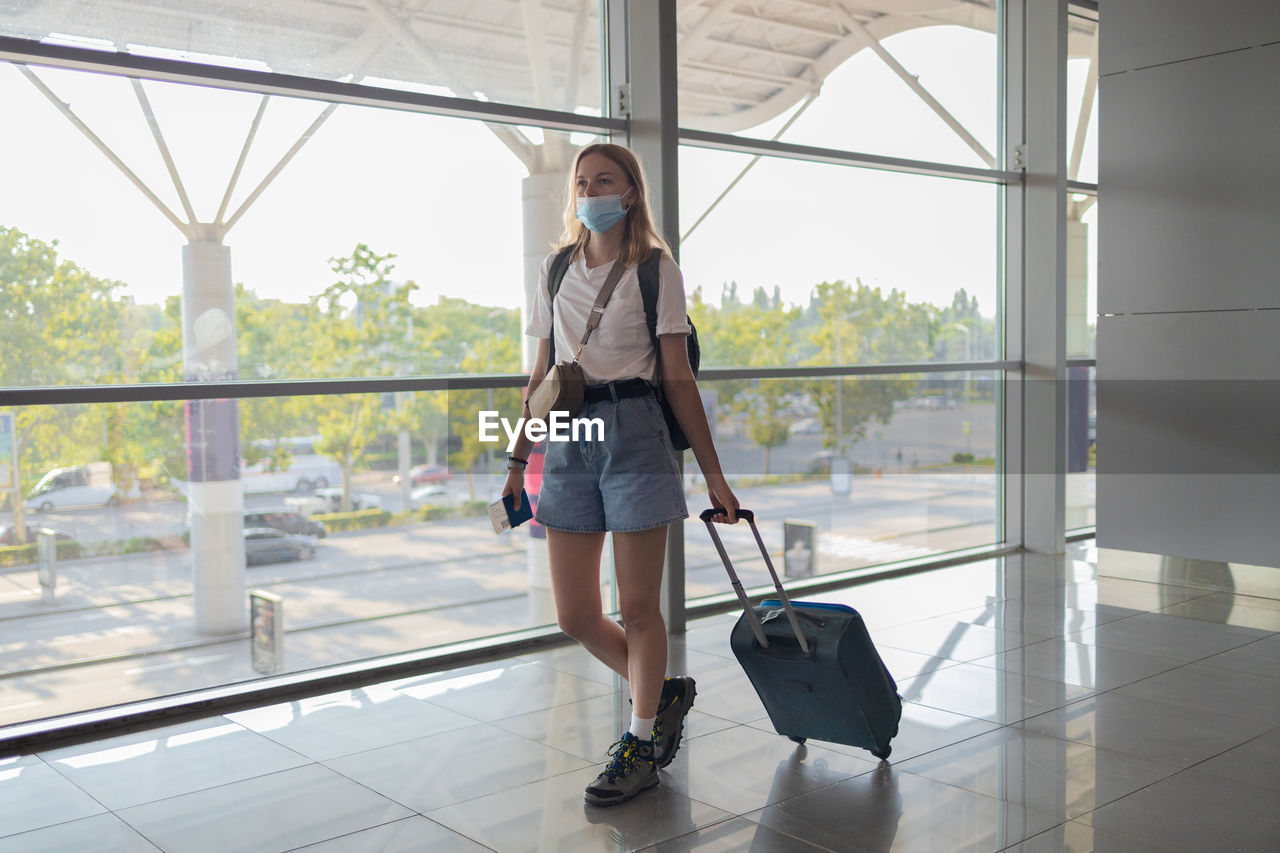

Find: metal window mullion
0;362;1020;407
679;128;1019;185
0;374;528;407
0;35;622;136
624;0;686;633
1002;0;1026;551
1022;0;1069;555
604;0;626;127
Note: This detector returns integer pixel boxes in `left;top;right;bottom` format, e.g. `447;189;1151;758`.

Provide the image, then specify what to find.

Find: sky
0;23;1097;323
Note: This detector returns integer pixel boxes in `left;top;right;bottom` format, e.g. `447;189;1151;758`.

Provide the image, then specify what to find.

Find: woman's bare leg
547;528;628;677
612;525;669;720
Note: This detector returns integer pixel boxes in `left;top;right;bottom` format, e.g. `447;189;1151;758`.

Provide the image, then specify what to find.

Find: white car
25;466;118;512
788;418;824;435
410;485;466;510
285;487;381;516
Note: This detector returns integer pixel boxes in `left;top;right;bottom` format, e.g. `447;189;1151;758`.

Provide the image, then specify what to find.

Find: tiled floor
3;542;1279;852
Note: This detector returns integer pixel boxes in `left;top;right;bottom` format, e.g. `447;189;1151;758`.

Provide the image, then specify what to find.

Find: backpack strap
544;246;575;371
637;247;663;351
638;248;698;381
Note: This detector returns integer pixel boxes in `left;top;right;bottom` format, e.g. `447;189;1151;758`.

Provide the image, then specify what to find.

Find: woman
502;142;739;806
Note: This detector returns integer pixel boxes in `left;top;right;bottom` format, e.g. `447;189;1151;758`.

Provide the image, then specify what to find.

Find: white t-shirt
525;250;691;384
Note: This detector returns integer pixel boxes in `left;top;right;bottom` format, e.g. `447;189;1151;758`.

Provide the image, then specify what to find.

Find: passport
488;490;533;533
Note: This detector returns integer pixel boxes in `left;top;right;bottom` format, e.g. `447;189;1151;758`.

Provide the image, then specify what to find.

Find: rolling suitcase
700;508;902;760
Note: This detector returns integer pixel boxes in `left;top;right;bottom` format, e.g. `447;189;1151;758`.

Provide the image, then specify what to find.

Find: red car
395;464;451;485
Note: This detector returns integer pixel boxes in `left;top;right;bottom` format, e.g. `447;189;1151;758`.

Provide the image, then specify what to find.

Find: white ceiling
1;0;1097;133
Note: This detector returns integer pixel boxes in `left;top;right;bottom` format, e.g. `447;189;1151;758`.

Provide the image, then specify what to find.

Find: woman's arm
659;333;739;523
502;337;551;509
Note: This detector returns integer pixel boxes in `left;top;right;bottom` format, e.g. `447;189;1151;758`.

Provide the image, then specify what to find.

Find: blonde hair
557;143;673;267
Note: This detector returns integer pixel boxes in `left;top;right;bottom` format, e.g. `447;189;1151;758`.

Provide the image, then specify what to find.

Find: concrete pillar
1022;0;1069;554
522;168;570;626
521;170;568;371
1066;216;1091;528
627;0;686;633
182;238;247;634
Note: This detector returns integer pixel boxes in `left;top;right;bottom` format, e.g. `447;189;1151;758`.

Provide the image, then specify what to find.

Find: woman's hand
704;473;739;523
503;468;525;510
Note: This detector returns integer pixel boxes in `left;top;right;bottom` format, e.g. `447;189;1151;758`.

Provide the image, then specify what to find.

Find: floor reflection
2;541;1277;852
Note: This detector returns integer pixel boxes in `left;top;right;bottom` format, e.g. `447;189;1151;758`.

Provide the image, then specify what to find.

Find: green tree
305;244;418;510
436;303;521;498
415;297;520;475
0;226;136;528
805;279;927;453
236;284;324;473
694;285;801;475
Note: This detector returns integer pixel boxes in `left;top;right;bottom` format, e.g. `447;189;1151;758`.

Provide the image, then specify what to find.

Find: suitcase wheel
871;745;892;761
788;736;807;745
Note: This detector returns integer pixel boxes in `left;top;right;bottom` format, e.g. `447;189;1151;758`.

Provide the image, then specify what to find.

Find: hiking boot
652;675;696;768
584;733;658;806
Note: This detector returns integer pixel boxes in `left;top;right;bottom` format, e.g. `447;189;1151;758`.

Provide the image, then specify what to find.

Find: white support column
626;0;680;254
1022;0;1069;554
521;171;568;372
521;168;570;626
182;238;247;634
626;0;686;633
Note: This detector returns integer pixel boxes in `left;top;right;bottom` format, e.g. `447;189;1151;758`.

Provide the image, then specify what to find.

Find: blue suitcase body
731;599;901;759
700;509;901;760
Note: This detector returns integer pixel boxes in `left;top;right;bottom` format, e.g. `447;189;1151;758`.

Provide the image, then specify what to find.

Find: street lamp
947;322;972;405
947;322;974;461
483;308;505;481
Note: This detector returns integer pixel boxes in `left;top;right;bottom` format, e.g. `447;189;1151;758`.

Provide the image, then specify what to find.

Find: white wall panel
1099;44;1280;315
1097;474;1280;567
1097;311;1280;567
1100;0;1280;76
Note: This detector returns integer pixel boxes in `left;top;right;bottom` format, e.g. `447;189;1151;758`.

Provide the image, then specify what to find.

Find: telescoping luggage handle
699;508;810;655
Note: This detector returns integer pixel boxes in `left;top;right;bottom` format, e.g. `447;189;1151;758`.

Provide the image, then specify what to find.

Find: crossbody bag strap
571;258;627;361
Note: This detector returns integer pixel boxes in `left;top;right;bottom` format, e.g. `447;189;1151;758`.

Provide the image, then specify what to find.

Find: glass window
1067;5;1099;185
1067;193;1098;358
1066;366;1096;531
0;62;591;386
683;373;1000;599
677;6;999;169
0;385;555;728
0;1;605;114
679;147;1000;368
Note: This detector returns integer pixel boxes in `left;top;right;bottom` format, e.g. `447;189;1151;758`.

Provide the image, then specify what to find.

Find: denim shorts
535;391;688;534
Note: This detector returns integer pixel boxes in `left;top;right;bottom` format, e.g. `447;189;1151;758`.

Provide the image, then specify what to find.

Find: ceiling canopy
1;0;1097;133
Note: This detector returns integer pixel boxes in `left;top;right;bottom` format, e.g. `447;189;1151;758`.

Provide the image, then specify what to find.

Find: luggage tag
489;490;533;534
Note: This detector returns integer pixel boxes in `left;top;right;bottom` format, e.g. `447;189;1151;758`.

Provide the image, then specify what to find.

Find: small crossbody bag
526;258;627;422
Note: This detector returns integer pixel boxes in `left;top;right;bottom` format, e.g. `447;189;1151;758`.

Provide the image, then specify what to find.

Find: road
9;402;1000;545
0;473;1003;726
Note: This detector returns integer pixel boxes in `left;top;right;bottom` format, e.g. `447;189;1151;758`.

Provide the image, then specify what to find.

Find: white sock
629;714;655;741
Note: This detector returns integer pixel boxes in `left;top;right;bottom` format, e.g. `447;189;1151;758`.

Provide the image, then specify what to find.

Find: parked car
241;436;341;495
788;417;823;435
807;451;854;475
25;465;118;512
284;487;382;516
243;508;327;539
409;485;466;510
0;525;72;546
394;464;451;485
243;527;316;565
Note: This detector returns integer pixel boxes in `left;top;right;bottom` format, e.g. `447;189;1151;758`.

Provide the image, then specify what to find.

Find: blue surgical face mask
575;188;633;233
